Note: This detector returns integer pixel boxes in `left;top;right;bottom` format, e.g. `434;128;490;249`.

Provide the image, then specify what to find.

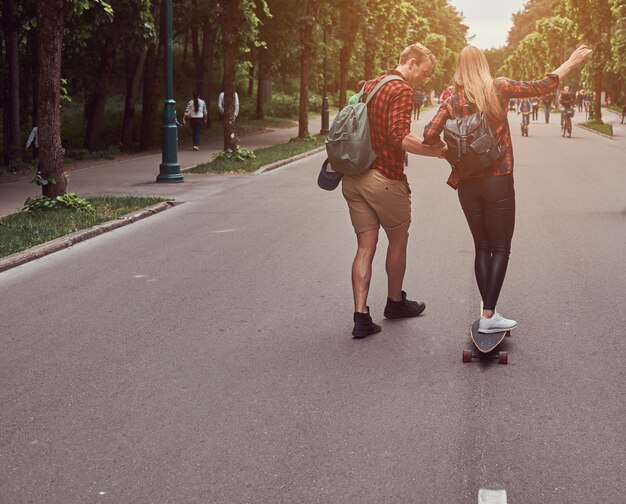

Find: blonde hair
454;45;504;122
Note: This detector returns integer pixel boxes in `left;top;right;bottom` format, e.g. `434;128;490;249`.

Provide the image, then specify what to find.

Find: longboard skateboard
462;320;511;365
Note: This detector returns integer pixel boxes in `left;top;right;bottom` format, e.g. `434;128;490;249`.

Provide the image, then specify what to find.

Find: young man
341;42;446;339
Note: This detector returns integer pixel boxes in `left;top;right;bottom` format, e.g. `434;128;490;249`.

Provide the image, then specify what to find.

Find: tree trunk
2;0;21;165
338;44;351;109
363;23;376;80
298;1;321;139
84;28;118;151
191;0;202;82
256;49;267;120
248;59;255;97
220;0;242;151
593;61;603;122
201;16;218;128
140;0;164;150
37;0;67;197
121;49;148;150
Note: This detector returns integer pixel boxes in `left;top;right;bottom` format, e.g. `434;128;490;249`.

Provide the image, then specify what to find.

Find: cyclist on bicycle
559;86;574;126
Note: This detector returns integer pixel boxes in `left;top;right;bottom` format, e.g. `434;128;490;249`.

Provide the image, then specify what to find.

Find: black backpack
443;102;503;178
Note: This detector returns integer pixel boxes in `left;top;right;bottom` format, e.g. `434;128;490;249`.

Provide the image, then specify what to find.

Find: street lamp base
156;164;184;183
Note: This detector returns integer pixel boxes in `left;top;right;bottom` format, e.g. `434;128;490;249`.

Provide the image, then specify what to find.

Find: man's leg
384;223;409;301
352;229;379;313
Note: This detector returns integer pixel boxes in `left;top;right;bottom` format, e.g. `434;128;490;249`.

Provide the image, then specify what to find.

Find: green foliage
580;119;613;136
31;173;57;187
212;147;256;163
190;135;325;174
1;196;166;258
23;193;94;212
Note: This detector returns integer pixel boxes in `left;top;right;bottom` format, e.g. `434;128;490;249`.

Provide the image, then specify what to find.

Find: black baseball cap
317;158;343;191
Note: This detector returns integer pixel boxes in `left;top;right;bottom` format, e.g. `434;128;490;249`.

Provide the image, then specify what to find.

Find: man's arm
402;133;445;158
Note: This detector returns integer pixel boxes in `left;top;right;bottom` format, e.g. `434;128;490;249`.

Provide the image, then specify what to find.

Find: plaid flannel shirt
423;74;559;189
362;70;413;182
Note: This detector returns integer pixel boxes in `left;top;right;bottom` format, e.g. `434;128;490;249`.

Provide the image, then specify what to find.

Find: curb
575;123;614;140
0;201;174;273
254;145;326;174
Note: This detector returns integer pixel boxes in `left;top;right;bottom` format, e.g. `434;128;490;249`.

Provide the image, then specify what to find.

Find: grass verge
0;196;167;258
188;135;325;174
579;120;613;137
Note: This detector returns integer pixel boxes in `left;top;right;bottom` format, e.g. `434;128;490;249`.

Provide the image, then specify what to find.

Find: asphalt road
1;110;625;503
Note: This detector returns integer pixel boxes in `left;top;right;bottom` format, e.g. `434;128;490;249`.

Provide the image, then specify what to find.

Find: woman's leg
459;176;515;312
458;178;490;305
481;175;515;310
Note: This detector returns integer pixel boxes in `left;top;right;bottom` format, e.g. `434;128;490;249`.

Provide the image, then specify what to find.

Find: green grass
579;120;613;137
0;196;167;258
188;135;325;174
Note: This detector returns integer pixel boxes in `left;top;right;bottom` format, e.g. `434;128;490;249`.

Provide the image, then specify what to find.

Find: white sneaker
478;312;517;333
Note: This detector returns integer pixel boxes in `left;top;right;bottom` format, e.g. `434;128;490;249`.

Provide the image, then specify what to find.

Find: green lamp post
156;0;183;183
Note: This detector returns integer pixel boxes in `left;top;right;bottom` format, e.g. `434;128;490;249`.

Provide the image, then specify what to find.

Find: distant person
218;90;239;120
423;45;591;334
542;92;553;123
577;88;585;112
183;89;208;151
413;88;426;120
559;86;574;126
348;80;367;105
518;98;532;127
531;96;540;121
26;126;38;153
621;104;625;124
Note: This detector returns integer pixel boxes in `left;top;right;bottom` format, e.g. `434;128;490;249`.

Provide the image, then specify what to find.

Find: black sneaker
352;308;382;339
384;291;426;319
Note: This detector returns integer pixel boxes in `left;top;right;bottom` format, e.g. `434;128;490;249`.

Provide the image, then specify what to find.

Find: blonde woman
423;45;591;333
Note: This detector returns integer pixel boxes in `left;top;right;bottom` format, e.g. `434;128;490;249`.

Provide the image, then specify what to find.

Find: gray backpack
325;75;404;174
443;102;503;178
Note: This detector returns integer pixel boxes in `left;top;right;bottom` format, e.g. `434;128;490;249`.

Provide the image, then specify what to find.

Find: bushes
264;91;324;118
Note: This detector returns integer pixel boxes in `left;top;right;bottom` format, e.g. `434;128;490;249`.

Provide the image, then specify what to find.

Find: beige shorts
341;169;411;234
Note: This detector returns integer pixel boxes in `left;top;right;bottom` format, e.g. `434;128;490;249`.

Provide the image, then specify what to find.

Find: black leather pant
458;175;515;311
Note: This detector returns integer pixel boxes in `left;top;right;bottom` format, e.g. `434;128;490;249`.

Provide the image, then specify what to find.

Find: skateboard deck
463;320;511;364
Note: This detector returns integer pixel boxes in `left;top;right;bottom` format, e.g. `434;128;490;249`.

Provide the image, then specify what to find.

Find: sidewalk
0;117;323;218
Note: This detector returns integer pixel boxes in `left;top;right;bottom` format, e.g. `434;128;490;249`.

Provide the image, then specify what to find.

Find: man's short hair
398;42;436;67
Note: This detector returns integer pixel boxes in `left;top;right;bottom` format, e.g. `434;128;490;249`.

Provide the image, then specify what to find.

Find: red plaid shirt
423;74;559;189
362;70;413;182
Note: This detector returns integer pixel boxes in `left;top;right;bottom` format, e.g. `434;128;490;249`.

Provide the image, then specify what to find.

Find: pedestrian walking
218;90;239;121
183;90;208;151
577;88;585;112
413;89;426;120
531;96;540;120
542;93;553;123
423;44;591;333
334;42;445;339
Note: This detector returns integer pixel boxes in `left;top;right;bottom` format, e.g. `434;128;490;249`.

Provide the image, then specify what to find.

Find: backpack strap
363;75;405;105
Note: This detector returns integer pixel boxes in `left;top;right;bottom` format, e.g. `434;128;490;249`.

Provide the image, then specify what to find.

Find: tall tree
567;0;614;121
120;0;157;150
1;0;21;164
220;0;243;151
37;0;68;197
83;2;118;151
336;0;359;109
297;0;322;138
